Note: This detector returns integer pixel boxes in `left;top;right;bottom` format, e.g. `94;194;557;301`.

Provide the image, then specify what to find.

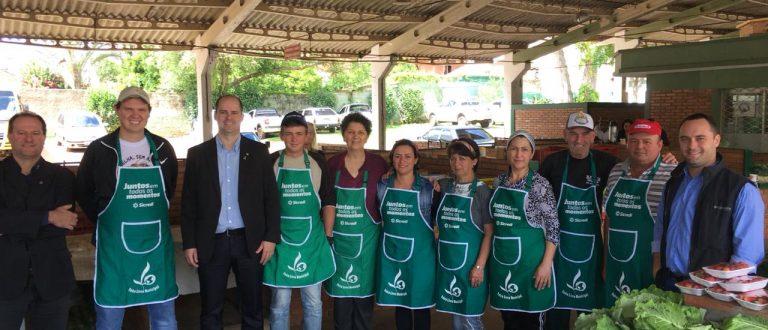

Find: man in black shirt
540;111;618;329
0;112;78;330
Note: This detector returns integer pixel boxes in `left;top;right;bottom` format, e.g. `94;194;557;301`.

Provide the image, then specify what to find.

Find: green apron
376;176;436;309
603;156;661;306
554;154;603;311
435;178;488;317
325;171;380;297
94;134;178;307
489;171;555;312
263;151;336;287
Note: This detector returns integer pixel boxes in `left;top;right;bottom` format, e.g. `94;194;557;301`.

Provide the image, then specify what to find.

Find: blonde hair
305;122;319;151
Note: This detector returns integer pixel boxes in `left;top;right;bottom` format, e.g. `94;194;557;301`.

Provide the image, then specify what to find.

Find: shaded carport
2;0;766;150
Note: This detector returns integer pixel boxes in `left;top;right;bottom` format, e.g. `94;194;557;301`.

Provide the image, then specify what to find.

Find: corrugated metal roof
1;0;765;62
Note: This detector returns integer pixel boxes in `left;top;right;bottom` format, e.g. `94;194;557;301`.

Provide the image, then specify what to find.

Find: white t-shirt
119;137;153;167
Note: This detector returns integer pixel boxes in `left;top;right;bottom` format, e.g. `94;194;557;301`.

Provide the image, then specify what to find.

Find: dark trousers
198;234;264;330
394;307;430;330
0;280;70;330
334;296;374;330
654;267;684;292
500;310;544;330
544;309;570;330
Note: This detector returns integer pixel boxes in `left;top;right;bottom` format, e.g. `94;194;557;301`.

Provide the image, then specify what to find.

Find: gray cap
507;130;536;154
117;86;150;104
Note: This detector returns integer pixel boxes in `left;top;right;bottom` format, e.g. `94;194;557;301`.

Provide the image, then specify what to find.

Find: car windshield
0;95;16;112
241;132;260;141
69;114;101;127
456;128;491;140
254;109;278;117
316;108;336;115
349;104;370;112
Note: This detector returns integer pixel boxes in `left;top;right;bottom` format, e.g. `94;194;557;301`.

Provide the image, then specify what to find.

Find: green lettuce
633;300;707;329
722;314;768;330
574;309;624;330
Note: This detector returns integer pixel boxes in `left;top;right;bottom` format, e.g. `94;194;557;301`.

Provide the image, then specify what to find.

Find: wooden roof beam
196;0;261;47
625;0;748;38
512;0;677;63
77;0;230;7
374;0;493;56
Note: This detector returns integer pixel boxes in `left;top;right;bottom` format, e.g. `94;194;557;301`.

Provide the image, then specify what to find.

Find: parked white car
426;98;493;128
246;107;282;134
55;111;108;150
301;107;340;132
337;103;372;121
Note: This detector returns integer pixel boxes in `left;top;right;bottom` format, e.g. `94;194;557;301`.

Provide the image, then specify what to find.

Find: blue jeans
452;315;484;330
95;300;177;330
269;284;322;330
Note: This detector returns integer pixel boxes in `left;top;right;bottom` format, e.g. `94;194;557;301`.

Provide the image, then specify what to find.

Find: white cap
117;86;150;105
566;111;594;130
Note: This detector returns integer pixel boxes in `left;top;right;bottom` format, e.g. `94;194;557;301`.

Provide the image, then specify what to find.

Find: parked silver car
418;126;495;147
55;111;108;150
301;107;340;132
247;107;282;134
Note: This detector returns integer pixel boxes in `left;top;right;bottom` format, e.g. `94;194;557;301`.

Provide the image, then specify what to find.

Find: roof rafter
512;0;678;62
449;20;566;37
76;0;230;8
625;0;748;37
196;0;262;47
0;8;208;31
235;25;390;42
253;3;424;24
375;0;494;56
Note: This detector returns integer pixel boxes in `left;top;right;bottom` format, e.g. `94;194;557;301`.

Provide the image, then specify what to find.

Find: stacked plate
679;262;768;311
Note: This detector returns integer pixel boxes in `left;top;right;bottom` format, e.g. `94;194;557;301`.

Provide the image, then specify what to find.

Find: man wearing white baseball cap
540;111;618;329
77;86;179;329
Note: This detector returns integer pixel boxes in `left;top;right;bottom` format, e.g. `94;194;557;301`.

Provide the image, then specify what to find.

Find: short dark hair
389;139;420;172
215;94;243;112
8;112;46;135
341;112;372;135
447;137;480;170
679;113;719;134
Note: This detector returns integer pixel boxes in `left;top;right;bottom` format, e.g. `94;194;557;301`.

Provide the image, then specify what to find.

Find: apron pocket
121;220;162;254
382;233;414;262
280;216;313;246
607;228;638;262
438;240;468;270
492;236;521;266
558;230;595;263
332;231;364;259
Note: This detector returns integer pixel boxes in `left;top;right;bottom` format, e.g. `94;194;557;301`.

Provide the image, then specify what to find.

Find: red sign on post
284;43;301;59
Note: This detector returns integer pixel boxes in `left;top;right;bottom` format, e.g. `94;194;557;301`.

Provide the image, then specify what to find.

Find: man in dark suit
0;112;78;329
182;95;280;329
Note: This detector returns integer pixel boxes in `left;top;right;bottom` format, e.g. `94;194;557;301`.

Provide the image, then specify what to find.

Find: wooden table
684;293;768;320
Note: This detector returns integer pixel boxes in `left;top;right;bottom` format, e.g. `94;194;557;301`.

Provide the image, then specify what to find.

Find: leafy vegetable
722;314;768;330
633;300;707;329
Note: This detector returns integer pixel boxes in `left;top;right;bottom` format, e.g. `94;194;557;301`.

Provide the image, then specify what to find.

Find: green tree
21;63;67;89
574;83;599;102
576;42;614;93
119;51;161;91
86;89;118;131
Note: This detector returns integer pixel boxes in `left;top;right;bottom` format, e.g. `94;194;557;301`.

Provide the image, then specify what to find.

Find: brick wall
514;108;576;139
649;88;713;147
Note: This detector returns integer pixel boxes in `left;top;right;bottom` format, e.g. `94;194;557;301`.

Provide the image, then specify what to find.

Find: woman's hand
470;267;484;287
533;260;552;290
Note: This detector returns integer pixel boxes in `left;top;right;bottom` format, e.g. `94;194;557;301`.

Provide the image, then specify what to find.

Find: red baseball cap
628;119;662;136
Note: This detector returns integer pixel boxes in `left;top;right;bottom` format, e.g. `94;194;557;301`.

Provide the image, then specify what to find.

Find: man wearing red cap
601;119;677;306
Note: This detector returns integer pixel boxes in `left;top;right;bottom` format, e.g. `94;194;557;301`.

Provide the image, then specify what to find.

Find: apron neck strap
523;169;534;192
449;175;478;195
279;150;311;168
335;170;368;188
115;131;159;166
623;154;662;179
388;172;421;190
563;151;596;187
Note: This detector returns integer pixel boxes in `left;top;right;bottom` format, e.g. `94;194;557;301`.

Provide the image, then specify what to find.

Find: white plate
703;264;756;279
719;276;768;293
704;287;734;302
734;291;768;311
675;282;705;296
689;270;723;287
